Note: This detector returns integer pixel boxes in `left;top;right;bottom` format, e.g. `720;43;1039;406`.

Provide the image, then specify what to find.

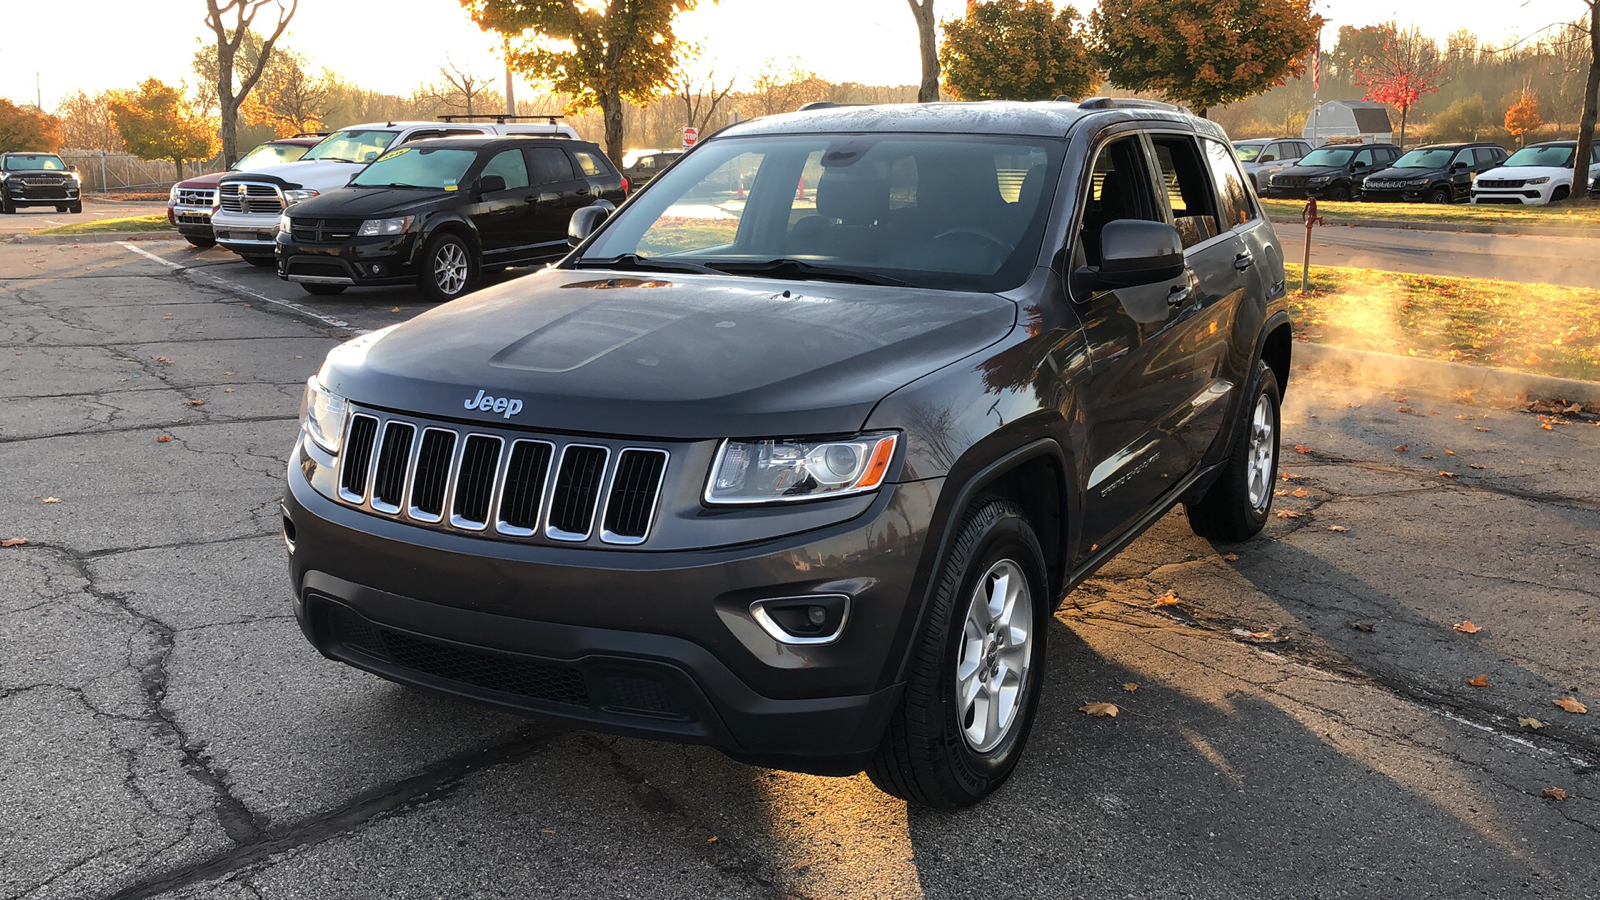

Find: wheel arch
415;216;481;262
1257;314;1293;398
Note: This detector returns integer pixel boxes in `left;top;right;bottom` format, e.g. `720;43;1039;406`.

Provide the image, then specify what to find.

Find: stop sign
681;126;698;148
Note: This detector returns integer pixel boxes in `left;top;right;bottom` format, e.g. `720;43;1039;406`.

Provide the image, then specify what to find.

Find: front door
469;148;537;258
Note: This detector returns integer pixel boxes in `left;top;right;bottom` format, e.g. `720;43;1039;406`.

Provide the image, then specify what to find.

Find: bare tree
204;0;298;166
55;90;124;152
906;0;939;102
438;57;496;120
672;54;735;134
1572;0;1598;205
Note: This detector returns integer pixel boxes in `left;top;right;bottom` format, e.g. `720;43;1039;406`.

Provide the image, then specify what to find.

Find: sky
0;0;1588;110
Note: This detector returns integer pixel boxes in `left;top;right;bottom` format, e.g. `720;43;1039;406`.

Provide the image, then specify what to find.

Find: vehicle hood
1368;165;1446;181
175;171;229;190
223;159;364;190
290;186;439;219
1273;164;1347;179
320;269;1018;440
1477;164;1584;182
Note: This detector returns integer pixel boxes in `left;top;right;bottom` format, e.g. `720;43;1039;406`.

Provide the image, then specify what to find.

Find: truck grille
1272;176;1307;188
218;182;284;215
1476;178;1526;189
334;410;670;546
290;217;362;244
176;187;216;208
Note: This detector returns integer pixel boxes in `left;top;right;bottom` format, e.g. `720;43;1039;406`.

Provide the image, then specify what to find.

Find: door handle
1167;283;1192;306
576;188;590;196
1234;250;1254;271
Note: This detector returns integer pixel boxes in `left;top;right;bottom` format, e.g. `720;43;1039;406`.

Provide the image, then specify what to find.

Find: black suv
1265;142;1402;200
283;100;1292;808
1360;142;1507;203
622;148;683;188
1;152;82;214
276;136;625;301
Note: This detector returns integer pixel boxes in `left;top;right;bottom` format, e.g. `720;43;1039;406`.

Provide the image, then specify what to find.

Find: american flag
1312;45;1320;94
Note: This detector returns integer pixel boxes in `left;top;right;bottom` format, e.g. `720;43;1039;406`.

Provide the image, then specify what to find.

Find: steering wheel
932;227;1009;258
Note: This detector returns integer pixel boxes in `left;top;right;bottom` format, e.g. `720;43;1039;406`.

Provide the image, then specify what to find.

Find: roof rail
797;101;841;111
1077;97;1187;113
438;114;566;125
1053;95;1075;103
290;132;330;138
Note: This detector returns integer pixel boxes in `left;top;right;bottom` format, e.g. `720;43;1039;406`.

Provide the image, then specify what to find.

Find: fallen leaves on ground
41;497;60;504
186;399;204;407
1543;787;1567;801
1469;464;1487;470
1467;674;1491;688
224;388;235;393
156;434;171;443
1444;449;1455;455
1518;716;1546;730
1276;510;1302;519
1291;487;1310;498
1392;396;1409;403
1347;621;1375;632
1439;471;1458;478
1220;553;1240;562
0;538;29;548
1280;471;1305;481
1554;696;1588;714
1454;620;1484;634
1397;406;1416;414
152;356;172;364
1122;683;1139;692
1328;525;1348;532
1274;489;1288;497
1393;444;1410;452
1473;426;1491;432
1420;453;1436;459
1293;444;1313;454
390;307;401;313
1155;591;1180;607
1080;702;1119;718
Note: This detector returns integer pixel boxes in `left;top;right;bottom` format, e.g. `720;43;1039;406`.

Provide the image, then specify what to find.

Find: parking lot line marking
117;241;364;334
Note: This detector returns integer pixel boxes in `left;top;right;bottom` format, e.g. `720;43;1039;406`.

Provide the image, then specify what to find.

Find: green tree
461;0;704;164
0;100;64;153
1090;0;1322;117
107;79;219;179
939;1;1099;102
1425;94;1491;142
204;0;299;166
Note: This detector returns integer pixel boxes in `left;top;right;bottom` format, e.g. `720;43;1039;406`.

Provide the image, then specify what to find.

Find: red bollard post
1300;197;1324;291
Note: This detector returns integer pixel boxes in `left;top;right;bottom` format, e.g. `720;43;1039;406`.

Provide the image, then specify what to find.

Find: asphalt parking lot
2;239;1597;899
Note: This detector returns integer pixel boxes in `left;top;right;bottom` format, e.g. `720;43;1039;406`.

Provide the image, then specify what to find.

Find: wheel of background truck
243;255;275;268
866;496;1049;809
1328;183;1351;201
417;232;475;303
1186;360;1282;542
1551;186;1570;203
55;205;68;212
1;196;14;214
1427;185;1452;204
185;236;216;249
69;202;82;214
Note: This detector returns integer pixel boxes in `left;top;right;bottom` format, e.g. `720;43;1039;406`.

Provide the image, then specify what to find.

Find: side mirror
1451;161;1468;171
1260;155;1276;163
1076;220;1185;291
567;200;616;246
68;165;77;172
476;174;507;195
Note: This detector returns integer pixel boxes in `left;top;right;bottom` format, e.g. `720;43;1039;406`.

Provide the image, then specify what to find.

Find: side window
572;150;607;177
1203;139;1256;227
1353;149;1374;166
481;149;529;189
1150;135;1220;249
1294;142;1312;158
1075;135;1162;268
1259;143;1279;163
1473;148;1496;166
1452;149;1474;167
529;147;576;184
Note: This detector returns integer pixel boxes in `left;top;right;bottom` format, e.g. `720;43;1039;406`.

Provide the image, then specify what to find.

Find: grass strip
1260;198;1600;230
34;214;174;235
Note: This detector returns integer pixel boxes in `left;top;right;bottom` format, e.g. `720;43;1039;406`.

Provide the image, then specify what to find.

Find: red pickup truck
167;134;327;248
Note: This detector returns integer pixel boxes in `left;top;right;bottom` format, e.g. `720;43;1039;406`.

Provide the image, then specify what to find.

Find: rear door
571;147;627;204
526;145;588;260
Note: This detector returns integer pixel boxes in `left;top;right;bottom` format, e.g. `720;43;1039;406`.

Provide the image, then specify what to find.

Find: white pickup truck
211;118;580;265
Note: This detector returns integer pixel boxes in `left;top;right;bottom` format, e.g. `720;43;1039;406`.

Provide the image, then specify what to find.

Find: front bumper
4;180;79;206
283;440;940;772
1472;187;1552;205
1361;185;1434;203
170;202;215;238
276;232;422;287
211;211;280;256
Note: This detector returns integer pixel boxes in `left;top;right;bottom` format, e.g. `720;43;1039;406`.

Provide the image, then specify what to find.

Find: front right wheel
866;497;1049;808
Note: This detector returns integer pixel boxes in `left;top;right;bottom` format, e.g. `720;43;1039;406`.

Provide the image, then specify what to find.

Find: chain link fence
57;151;227;194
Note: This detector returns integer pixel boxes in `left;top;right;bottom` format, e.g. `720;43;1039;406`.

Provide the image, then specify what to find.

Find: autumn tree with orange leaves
1504;91;1542;147
1354;24;1445;148
1089;0;1322;117
940;1;1099;102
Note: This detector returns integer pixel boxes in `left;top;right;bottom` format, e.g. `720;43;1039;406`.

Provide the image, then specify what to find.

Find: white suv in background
1232;138;1312;191
1471;140;1600;205
211;118;581;264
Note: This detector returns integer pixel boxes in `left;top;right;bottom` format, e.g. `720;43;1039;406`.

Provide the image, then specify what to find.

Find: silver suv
1232;138;1312;191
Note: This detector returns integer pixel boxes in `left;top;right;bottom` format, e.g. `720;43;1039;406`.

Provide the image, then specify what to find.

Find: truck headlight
283;188;320;205
358;216;415;236
169;185;180;203
705;433;898;504
299;377;349;454
1308;175;1331;184
1526;177;1550;185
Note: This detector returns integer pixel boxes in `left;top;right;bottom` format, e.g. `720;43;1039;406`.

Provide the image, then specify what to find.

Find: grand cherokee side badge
464;389;523;418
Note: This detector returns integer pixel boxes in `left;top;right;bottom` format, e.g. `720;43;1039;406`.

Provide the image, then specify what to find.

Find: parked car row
162;117;636;302
1243;137;1599;206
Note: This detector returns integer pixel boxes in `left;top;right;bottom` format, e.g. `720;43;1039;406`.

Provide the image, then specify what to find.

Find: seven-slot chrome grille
333;409;670;546
218;182;285;215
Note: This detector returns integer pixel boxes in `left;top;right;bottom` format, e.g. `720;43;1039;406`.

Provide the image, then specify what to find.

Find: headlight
1309;176;1331;184
169;185;180;203
705;433;898;504
1526;177;1550;185
358;216;415;236
1406;178;1430;187
278;213;291;232
283;188;319;205
298;377;349;454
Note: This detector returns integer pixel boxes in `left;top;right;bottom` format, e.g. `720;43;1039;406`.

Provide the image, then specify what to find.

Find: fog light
370;264;384;275
808;606;826;625
750;595;850;645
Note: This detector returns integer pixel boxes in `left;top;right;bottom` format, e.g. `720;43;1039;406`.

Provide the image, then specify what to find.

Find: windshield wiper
706;258;908;286
571;253;724;276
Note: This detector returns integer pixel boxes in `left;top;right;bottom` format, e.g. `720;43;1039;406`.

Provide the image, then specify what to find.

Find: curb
4;231;181;245
1292;342;1600;404
1267;215;1599;239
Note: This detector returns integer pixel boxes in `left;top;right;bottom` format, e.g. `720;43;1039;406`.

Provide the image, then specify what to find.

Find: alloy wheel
433;242;468;296
1246;392;1276;510
956;559;1034;753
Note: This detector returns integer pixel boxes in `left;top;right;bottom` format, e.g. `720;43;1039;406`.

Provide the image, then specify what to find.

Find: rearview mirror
568;201;616;246
1076;219;1185;291
476;174;507;195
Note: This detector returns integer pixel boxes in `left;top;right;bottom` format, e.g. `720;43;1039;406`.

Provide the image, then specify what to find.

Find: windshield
1393;149;1455;169
1504;145;1574;168
577;133;1063;291
3;154;65;171
302;129;400;164
233;142;312;172
1298;148;1355;167
1232;143;1266;162
350;147;477;188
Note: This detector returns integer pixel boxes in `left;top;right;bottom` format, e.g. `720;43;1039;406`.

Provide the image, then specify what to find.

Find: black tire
55;205;68;213
1187;360;1282;541
0;196;13;214
300;283;347;296
1551;186;1570;203
1327;183;1351;202
417;232;476;302
866;497;1049;808
185;236;216;249
1427;185;1453;204
243;255;276;268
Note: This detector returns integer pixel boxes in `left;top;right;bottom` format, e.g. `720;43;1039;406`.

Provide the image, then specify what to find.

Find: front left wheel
417;232;475;303
866;497;1049;808
1426;185;1452;204
1187;360;1282;541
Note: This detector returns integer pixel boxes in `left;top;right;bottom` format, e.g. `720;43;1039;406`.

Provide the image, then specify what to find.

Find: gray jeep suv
282;99;1292;808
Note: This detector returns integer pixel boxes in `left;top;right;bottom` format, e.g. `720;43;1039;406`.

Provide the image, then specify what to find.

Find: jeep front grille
218;182;284;215
333;410;670;546
1476;178;1526;189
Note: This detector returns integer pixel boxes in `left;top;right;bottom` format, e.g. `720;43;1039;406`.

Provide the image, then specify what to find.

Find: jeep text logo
464;389;523;419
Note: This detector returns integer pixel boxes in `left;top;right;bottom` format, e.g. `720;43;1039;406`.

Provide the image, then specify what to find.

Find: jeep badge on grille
464;389;523;418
